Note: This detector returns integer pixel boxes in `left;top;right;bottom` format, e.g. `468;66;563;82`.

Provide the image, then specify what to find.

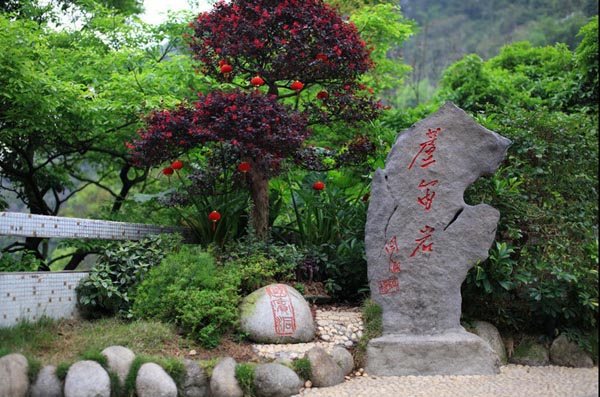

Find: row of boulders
0;344;355;397
469;320;595;368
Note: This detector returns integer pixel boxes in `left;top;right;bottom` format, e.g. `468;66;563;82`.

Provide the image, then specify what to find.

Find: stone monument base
365;329;500;376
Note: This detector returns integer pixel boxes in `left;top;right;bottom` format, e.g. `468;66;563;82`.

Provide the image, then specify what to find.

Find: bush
462;108;598;337
76;234;178;319
132;245;241;348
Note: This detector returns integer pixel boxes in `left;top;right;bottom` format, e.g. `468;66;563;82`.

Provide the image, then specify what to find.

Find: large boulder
240;284;315;343
210;357;243;397
470;321;508;364
254;363;303;397
305;346;344;388
101;345;135;388
64;360;111;397
550;334;594;368
182;359;210;397
136;362;178;397
0;353;29;397
31;365;62;397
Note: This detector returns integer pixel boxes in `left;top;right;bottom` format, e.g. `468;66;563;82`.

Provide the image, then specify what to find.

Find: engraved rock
240;284;315;344
365;102;509;376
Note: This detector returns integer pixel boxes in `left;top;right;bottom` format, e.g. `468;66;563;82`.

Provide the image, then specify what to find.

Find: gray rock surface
510;341;550;366
64;360;111;397
254;363;303;397
101;345;135;388
0;353;29;397
331;346;354;376
136;362;178;397
365;102;509;376
30;365;62;397
305;346;345;387
182;359;210;397
240;284;315;344
210;357;243;397
470;321;508;364
366;331;500;376
550;334;594;368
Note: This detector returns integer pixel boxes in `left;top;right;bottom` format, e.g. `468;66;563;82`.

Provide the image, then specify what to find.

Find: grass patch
291;357;311;380
0;317;188;365
235;362;257;397
353;298;382;368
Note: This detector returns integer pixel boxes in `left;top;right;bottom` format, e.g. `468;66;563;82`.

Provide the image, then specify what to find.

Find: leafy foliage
132;245;241;348
76;234;177;318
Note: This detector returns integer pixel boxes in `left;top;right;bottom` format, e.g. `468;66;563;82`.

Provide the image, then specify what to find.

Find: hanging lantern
208;210;221;232
313;181;325;191
171;160;183;170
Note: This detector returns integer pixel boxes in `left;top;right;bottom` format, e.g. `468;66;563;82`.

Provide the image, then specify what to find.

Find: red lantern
313;181;325;191
208;210;221;232
251;76;264;87
290;81;304;91
220;64;232;74
171;160;183;170
237;162;251;173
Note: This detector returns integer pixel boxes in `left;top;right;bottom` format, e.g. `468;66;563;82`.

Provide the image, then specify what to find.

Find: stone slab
365;330;500;376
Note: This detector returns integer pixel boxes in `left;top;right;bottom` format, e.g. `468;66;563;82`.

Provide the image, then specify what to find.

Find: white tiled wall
0;272;89;327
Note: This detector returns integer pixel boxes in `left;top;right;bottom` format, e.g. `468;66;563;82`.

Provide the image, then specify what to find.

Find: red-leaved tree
130;0;383;238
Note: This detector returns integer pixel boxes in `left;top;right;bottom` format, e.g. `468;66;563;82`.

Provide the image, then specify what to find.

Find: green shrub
462;108;598;337
76;234;179;319
132;245;240;348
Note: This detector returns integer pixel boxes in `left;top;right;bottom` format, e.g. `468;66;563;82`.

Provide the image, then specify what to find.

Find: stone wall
0;271;88;327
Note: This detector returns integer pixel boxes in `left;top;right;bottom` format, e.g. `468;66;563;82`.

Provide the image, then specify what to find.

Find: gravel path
293;364;598;397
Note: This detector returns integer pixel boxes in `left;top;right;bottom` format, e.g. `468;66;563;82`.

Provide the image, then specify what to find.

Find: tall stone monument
365;102;511;376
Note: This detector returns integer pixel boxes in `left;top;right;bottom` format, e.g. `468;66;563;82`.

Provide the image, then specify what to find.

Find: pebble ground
292;364;598;397
254;307;598;397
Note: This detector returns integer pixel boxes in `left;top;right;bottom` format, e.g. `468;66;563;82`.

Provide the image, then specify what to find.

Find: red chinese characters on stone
266;285;296;336
417;179;439;211
410;225;436;258
378;277;399;295
408;128;441;170
384;236;402;273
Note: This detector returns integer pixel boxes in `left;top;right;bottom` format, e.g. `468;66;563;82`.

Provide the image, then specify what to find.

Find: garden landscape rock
470;321;508;364
240;284;315;344
210;357;244;397
64;360;111;397
101;345;135;387
510;340;550;366
30;365;62;397
136;362;178;397
365;102;510;376
331;346;354;376
305;346;345;387
254;363;303;397
549;334;594;368
0;353;29;397
182;358;210;397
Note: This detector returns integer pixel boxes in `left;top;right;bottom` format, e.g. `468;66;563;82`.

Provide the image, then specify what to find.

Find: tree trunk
249;167;270;239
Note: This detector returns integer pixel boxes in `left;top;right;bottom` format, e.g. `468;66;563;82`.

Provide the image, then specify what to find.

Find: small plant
235;362;257;397
55;362;71;381
291;357;312;381
354;299;383;367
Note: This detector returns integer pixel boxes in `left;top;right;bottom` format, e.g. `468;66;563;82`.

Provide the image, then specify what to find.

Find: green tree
0;6;208;269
